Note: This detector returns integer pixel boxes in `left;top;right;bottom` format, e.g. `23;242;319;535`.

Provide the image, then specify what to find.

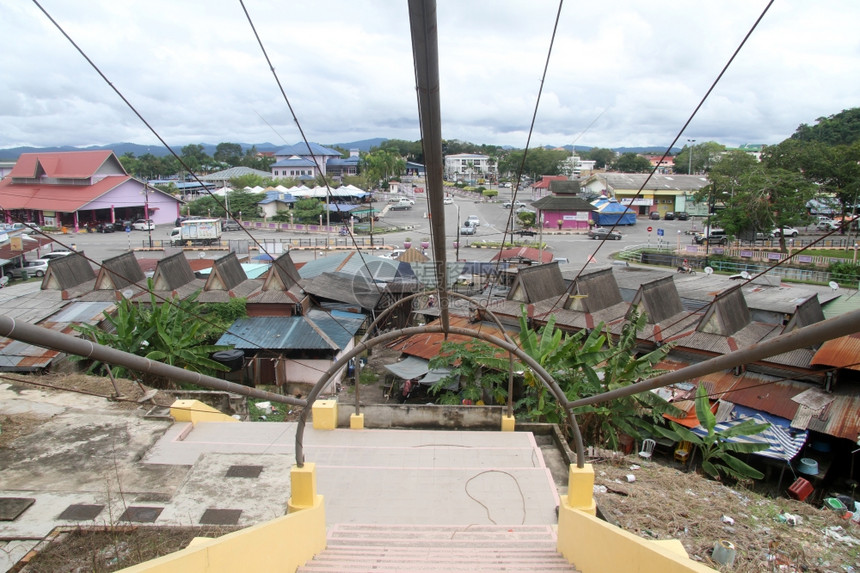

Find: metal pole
687;138;696;174
409;0;449;334
145;185;153;248
0;315;307;407
455;203;460;262
569;309;860;409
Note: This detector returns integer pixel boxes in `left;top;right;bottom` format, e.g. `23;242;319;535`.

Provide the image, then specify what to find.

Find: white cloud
1;0;859;151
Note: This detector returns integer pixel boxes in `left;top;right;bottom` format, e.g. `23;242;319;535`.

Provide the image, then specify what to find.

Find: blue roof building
216;308;365;392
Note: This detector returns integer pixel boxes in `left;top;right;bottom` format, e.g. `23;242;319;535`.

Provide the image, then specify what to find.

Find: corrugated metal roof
811;333;860;371
389;316;514;361
0;176;131;211
822;293;860;320
217;309;364;351
490;247;553;264
805;388;860;441
298;251;411;282
9;150;117;179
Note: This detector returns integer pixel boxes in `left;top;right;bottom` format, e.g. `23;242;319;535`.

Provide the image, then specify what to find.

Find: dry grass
592;454;860;572
20;525;237;572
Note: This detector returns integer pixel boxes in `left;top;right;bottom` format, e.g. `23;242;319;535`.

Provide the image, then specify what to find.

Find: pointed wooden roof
508;262;565;303
42;252;96;291
151;252;196;291
263;253;301;291
204;252;247;291
782;294;825;335
697;285;750;336
94;252;146;291
627;275;684;324
396;247;429;263
566;268;623;313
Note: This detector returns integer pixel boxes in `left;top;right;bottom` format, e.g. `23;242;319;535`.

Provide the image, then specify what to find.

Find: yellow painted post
349;413;365;429
312;399;338;430
170;399;237;425
288;462;323;513
501;414;515;432
566;463;596;515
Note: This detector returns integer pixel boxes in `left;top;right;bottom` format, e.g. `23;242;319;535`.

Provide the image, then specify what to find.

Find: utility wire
483;0;565;306
28;0;367;365
538;0;777;322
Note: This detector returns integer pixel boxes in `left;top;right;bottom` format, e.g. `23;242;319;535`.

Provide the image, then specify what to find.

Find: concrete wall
336;403;504;428
119;499;326;572
558;505;716;573
165;390;247;418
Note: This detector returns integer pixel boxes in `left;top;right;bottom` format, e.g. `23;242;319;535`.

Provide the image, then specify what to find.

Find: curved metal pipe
295;323;584;468
357;290;526;421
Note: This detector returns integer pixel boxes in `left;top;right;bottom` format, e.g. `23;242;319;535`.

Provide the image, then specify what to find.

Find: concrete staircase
297;523;578;572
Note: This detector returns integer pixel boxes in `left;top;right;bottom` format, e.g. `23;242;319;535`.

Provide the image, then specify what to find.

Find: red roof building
0;151;181;231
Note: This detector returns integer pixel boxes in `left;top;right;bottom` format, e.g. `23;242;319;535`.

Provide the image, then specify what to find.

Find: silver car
9;259;50;278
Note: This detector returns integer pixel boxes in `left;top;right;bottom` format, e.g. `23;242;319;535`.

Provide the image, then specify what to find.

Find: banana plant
656;383;771;481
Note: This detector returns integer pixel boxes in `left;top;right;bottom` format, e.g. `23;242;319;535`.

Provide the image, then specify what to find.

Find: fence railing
621;245;860;287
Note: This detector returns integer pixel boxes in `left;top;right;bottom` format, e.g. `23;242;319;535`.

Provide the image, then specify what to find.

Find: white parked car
443;197;454;205
379;249;405;260
40;251;74;261
132;219;155;231
503;201;526;209
771;226;799;238
466;215;480;227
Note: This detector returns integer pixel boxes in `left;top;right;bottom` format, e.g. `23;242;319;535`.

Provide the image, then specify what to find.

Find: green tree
73;287;229;387
582;147;616;170
800;141;860;230
119;152;140;176
675;141;726;174
360;150;406;189
293;197;325;224
181;144;211;173
214;142;243;166
229;174;272;191
612;153;653;173
700;150;765;237
517;210;536;228
498;148;570;179
516;308;680;447
657;384;770;481
428;340;509;405
790;108;860;146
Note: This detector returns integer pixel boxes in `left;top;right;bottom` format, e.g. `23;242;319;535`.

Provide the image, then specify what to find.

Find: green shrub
828;261;860;286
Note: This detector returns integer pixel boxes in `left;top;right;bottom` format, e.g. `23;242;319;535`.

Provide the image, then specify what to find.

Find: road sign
647;226;653;232
657;228;664;236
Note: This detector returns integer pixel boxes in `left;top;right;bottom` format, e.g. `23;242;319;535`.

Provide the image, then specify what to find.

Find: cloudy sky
2;1;859;151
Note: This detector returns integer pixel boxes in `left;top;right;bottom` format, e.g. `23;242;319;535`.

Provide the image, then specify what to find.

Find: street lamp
687;139;696;174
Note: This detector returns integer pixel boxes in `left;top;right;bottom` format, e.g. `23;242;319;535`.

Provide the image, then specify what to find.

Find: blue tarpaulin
592;199;637;226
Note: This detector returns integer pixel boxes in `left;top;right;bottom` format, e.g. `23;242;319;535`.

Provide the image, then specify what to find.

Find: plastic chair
674;441;692;463
638;439;656;459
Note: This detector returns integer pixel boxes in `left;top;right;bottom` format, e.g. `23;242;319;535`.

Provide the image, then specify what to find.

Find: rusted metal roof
490;247;553;264
805;387;860;441
811;333;860;371
389;316;515;361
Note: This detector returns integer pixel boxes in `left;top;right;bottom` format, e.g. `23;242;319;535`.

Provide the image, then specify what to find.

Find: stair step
295;523;578;572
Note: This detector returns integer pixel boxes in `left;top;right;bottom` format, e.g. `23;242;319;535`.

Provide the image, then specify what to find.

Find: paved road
25;194;833;274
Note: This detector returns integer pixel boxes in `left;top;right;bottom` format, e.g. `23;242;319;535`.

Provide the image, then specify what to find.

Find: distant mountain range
0;139;675;160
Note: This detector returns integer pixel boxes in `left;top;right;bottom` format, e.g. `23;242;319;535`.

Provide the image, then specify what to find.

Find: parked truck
170;218;222;246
